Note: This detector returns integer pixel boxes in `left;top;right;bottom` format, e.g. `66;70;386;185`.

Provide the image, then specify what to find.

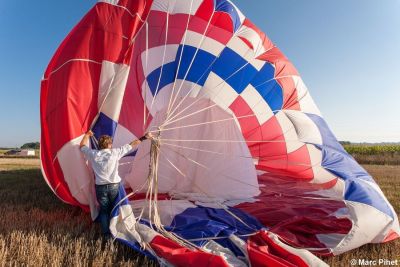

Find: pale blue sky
0;0;399;147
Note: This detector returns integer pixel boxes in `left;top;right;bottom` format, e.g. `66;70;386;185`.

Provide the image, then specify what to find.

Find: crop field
0;158;399;266
343;144;400;165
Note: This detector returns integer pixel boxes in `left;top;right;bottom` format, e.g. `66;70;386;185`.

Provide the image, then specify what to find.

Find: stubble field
0;158;398;266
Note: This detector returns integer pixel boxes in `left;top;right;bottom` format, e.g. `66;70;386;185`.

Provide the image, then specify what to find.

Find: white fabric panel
57;135;98;219
110;204;142;244
228;0;245;26
292;76;321;116
202;72;239;110
226;37;264;71
113;124;138;181
126;98;260;200
143;80;202;116
141;45;179;77
267;232;329;267
98;61;130;121
240;84;273;125
275;111;304;153
283;110;323;145
333;201;393;255
184;31;226;55
236;25;266;57
151;0;203;15
130;199;196;226
98;0;119;4
203;241;247;267
317;233;346;250
306;144;337;185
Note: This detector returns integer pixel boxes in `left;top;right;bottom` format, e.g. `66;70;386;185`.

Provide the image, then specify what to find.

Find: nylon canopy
40;0;399;266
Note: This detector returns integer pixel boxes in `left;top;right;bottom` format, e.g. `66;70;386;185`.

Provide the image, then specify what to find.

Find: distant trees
21;142;40;149
339;141;351;145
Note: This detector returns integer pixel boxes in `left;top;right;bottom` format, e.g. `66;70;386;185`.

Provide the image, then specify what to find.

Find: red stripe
247;231;309;267
150;235;229;267
236;174;352;251
41;0;150;209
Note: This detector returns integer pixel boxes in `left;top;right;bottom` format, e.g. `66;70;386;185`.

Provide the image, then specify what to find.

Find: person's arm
80;130;94;148
116;132;154;158
129;132;153;147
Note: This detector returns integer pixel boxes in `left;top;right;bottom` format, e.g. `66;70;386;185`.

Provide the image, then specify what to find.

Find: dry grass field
0;158;399;266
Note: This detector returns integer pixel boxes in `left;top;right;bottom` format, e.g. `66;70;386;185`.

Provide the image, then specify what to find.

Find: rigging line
111;179;149;215
162;144;210;170
165;58;251;125
165;10;217;117
145;1;171;124
162;103;218;127
162;143;322;171
159;152;187;178
143;22;150;129
164;0;196;115
159;82;311;136
186;233;257;242
162;142;327;198
164;35;248;123
158;146;259;231
158;113;261;132
162;102;280;129
163;74;301;131
232;75;310;120
161;142;318;168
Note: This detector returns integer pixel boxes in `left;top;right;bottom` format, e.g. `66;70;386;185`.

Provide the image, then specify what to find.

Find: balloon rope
165;60;251;125
163;74;301;129
162;143;322;171
166;10;217;117
145;1;171;124
160;147;258;232
142;137;199;249
159;114;259;132
164;0;196;115
161;144;324;190
143;22;149;129
164;32;249;123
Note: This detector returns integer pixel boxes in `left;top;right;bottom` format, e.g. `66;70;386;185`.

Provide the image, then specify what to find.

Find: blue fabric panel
212;47;258;93
91;112;118;149
169;206;264;257
249;63;282;113
306;113;346;153
258;80;283;113
250;63;275;88
215;0;242;32
345;179;394;218
123;149;137;158
319;146;374;183
110;185;156;259
147;61;177;95
176;45;216;86
306;113;394;218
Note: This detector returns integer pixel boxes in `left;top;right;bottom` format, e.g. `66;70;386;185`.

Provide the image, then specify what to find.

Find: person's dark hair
98;135;112;149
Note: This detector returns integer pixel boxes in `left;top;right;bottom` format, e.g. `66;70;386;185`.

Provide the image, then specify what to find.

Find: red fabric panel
44;61;101;158
189;16;233;45
236;175;352;251
247;231;308;267
383;230;400;243
41;0;150;209
150;235;229;267
278;77;301;111
242;18;274;52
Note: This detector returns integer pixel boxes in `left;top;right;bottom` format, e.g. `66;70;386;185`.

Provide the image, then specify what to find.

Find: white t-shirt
81;144;133;185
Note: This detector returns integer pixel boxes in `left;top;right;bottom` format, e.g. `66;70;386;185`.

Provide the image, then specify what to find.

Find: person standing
80;130;151;238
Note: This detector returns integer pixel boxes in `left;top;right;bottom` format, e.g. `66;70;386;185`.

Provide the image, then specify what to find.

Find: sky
0;0;399;147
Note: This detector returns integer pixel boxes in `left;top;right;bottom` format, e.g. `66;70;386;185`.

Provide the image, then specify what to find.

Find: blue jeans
95;183;120;235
